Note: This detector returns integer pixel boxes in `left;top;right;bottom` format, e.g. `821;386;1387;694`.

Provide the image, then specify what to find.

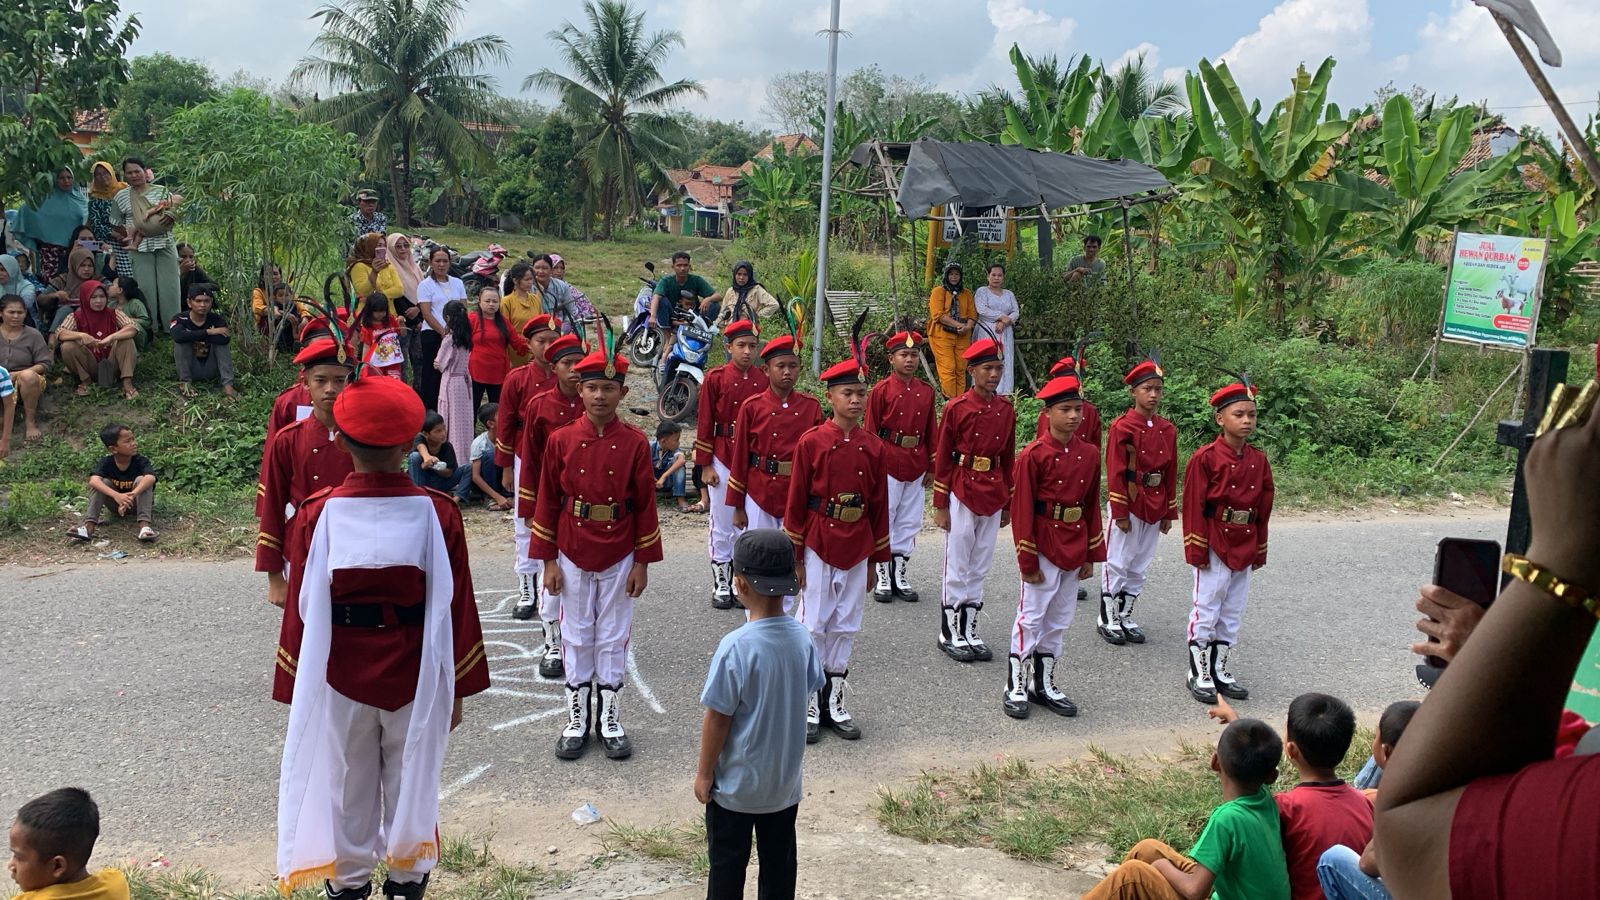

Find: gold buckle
775;461;792;476
970;455;992;472
1057;506;1082;523
1226;509;1251;525
1142;472;1163;487
837;506;864;524
898;435;920;449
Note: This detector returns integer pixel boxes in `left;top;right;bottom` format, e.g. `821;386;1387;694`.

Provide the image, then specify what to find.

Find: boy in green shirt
1082;718;1291;900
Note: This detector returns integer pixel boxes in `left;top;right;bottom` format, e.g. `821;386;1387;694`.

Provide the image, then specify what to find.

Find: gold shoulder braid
1502;553;1600;619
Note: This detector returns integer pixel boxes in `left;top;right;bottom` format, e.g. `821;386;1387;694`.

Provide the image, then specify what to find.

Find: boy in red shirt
931;338;1015;663
1100;356;1177;645
500;315;561;621
864;331;936;602
1005;374;1104;718
696;320;769;609
1034;353;1102;605
529;344;663;761
784;357;890;742
1181;376;1274;704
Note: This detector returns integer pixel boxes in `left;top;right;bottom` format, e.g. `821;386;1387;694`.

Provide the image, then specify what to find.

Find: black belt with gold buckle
1032;502;1083;523
877;428;920;449
1204;503;1256;525
1124;470;1164;487
748;453;793;476
571;499;635;522
808;493;865;523
953;452;994;472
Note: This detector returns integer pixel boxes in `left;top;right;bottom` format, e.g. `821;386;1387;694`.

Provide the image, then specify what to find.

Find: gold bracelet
1501;553;1600;619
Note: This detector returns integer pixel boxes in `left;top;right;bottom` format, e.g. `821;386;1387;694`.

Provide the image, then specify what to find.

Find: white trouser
556;552;635;687
742;497;795;615
942;494;1001;609
1188;551;1251;645
797;555;867;672
886;475;925;556
706;458;740;564
1102;506;1162;597
1010;556;1080;658
323;693;428;890
512;457;542;578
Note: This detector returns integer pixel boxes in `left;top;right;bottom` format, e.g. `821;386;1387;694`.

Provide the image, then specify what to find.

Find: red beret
759;335;799;361
574;349;628;382
1124;360;1164;386
723;319;760;341
820;359;866;387
1038;375;1083;407
963;338;1003;365
333;375;424;447
1049;356;1082;377
544;334;584;364
884;330;924;351
294;337;356;369
297;309;352;346
1210;382;1259;409
522;313;558;338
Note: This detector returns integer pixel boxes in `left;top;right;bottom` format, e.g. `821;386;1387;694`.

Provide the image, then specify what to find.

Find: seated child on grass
8;787;128;900
650;420;692;512
1316;699;1421;900
70;423;157;543
1082;717;1291;900
469;402;511;509
1273;693;1373;900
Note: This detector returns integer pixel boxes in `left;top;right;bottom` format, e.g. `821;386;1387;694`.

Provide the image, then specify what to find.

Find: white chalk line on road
439;763;492;801
489;707;567;731
628;646;665;714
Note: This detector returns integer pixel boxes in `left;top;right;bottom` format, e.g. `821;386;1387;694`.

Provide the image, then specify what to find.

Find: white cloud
1216;0;1374;105
937;0;1077;94
1111;41;1161;74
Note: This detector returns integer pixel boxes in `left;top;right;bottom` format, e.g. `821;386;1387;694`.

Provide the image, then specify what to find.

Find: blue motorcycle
655;303;714;423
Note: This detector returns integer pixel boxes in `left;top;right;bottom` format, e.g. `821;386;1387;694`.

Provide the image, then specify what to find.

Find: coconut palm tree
1098;50;1186;120
291;0;509;226
524;0;703;239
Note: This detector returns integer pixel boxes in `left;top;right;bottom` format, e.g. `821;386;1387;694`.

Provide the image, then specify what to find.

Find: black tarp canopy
887;138;1172;220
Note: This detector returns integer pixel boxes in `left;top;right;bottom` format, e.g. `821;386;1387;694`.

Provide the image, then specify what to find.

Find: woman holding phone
346;232;405;314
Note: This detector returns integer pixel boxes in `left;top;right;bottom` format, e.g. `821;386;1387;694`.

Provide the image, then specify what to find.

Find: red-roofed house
658;164;745;238
739;133;817;174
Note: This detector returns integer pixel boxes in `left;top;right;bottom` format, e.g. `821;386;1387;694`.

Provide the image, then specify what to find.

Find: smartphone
375;245;387;263
77;239;102;252
1421;537;1502;671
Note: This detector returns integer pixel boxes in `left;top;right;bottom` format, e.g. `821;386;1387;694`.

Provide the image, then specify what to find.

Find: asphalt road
0;508;1503;871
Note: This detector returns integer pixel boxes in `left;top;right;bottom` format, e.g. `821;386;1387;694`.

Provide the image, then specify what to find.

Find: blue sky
125;0;1599;134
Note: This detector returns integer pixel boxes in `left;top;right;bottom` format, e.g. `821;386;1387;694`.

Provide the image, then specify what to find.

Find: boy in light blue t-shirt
696;528;825;900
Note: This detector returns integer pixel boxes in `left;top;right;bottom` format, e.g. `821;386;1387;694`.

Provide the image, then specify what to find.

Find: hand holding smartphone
375;245;388;263
1416;537;1501;686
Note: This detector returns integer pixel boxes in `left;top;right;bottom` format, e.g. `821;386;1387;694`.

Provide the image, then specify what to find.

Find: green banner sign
1441;232;1546;349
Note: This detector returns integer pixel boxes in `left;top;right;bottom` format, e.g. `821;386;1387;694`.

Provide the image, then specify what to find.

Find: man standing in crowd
350;189;387;245
695;319;768;610
1064;235;1106;286
865;331;936;603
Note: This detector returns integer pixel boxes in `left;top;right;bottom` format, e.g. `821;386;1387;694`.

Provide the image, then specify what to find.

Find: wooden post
1491;12;1600;190
1497;348;1570;556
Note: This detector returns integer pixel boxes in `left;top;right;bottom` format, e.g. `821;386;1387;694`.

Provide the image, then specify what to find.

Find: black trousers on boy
705;801;798;900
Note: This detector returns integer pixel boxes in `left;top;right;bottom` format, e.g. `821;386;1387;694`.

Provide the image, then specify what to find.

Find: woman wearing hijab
14;168;87;281
927;261;977;398
0;254;39;326
86;161;134;278
973;262;1021;395
56;280;141;399
39;246;98;337
549;254;597;323
346;232;405;315
712;260;780;330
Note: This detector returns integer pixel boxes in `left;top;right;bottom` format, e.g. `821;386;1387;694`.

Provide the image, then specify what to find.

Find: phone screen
1423;537;1502;670
375;246;387;262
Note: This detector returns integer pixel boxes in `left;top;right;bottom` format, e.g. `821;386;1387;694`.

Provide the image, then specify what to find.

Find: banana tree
1185;57;1351;325
1523;190;1600;322
1298;94;1524;258
997;47;1100;152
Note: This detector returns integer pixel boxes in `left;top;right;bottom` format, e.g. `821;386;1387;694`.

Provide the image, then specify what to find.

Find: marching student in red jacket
864;331;936;602
931;338;1015;664
696;319;770;609
1006;374;1105;719
498;314;562;622
1099;355;1178;646
1181;375;1274;705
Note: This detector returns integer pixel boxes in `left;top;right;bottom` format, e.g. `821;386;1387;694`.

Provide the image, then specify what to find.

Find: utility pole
812;0;842;375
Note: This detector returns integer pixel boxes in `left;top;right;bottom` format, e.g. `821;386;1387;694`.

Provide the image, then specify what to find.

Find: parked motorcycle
456;243;507;298
624;261;662;366
655;303;714;423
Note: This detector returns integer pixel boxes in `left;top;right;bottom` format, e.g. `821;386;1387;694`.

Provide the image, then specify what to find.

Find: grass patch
603;819;710;877
877;730;1375;864
118;832;566;900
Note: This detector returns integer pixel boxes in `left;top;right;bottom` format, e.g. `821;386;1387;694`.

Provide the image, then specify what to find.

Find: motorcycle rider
651;251;717;379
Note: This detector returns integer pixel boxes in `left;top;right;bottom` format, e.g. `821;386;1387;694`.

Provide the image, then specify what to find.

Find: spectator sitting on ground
1374;404;1600;899
0;295;51;441
1082;718;1291;900
56;280;140;399
70;423;157;543
469;402;511;510
1352;700;1421;799
8;788;129;900
40;246;97;337
169;284;236;399
0;253;39;326
176;243;211;309
106;276;150;350
0;366;14;460
408;411;471;502
1315;699;1421;900
1209;693;1372;900
651;420;692;512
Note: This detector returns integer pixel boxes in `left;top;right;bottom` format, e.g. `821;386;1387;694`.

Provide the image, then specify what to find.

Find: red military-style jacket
515;384;583;517
272;472;491;710
932;390;1016;517
726;387;824;518
1036;398;1102;448
694;362;769;469
865;373;937;482
256;415;355;574
495;361;554;467
1181;436;1275;572
528;416;664;572
1011;431;1106;576
783;419;891;570
268;380;314;440
1106;409;1179;526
